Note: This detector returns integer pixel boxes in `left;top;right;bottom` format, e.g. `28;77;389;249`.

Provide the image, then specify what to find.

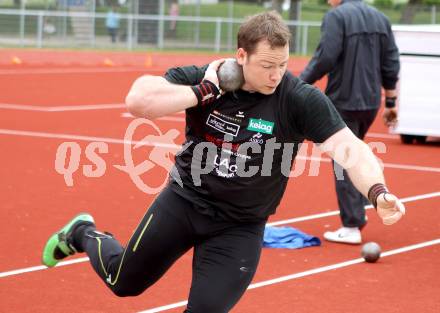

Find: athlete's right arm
126;59;224;119
125;75;198;119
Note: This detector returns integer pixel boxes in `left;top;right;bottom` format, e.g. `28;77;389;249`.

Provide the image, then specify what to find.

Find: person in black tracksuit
43;11;405;313
300;0;401;244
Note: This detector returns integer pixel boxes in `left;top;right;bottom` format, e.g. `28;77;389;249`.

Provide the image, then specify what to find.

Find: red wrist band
368;183;389;209
191;79;220;107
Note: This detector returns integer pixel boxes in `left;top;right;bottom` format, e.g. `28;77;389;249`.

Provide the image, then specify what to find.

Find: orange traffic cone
103;58;114;67
145;55;153;68
11;56;22;65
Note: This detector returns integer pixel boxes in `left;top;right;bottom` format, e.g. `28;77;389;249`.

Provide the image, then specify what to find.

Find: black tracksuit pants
78;186;266;313
333;108;378;228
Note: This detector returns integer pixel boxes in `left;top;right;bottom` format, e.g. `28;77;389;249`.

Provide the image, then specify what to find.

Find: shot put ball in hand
217;58;245;92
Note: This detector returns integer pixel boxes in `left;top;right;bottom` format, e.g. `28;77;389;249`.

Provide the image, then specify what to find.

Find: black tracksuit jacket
300;0;400;111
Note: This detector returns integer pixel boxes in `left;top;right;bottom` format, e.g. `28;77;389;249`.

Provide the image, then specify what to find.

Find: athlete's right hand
203;59;225;88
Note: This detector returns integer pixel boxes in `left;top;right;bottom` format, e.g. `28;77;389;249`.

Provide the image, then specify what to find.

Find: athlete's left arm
299;12;343;84
320;127;405;225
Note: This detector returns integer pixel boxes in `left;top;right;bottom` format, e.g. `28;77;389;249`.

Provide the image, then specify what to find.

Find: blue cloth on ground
263;225;321;249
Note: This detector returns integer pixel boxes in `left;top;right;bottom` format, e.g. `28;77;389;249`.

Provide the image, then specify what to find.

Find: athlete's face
236;40;289;95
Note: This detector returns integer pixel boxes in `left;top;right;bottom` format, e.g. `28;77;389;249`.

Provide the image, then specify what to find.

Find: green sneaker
42;213;95;267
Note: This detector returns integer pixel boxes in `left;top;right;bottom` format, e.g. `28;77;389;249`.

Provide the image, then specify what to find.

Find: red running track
0;50;439;313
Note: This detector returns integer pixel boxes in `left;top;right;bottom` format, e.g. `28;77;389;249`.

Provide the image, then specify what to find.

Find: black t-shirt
164;65;345;222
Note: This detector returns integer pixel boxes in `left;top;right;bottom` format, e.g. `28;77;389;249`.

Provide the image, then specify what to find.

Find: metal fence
0;3;439;54
0;8;321;54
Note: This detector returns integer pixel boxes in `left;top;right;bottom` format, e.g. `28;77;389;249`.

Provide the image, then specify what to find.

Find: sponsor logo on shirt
236;111;245;118
249;132;264;145
206;114;240;137
247;118;274;135
213;155;238;178
213;110;242;123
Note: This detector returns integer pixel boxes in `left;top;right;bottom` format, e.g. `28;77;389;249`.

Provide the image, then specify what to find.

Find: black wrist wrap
385;96;397;108
368;183;389;209
191;79;220;107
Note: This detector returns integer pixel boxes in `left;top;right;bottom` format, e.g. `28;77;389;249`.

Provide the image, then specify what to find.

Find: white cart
392;25;440;144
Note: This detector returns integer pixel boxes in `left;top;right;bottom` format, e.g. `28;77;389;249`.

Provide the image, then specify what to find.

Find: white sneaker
323;227;362;245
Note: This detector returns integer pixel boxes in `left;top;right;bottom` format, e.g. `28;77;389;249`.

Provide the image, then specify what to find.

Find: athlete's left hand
376;193;405;225
382;108;398;127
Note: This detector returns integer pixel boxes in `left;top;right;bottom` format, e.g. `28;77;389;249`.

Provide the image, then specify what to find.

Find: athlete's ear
236;48;247;66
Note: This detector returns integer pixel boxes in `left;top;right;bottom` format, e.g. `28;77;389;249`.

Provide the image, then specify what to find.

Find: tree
398;0;440;24
400;0;423;23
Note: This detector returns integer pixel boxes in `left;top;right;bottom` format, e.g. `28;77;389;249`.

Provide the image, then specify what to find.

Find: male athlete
43;11;404;313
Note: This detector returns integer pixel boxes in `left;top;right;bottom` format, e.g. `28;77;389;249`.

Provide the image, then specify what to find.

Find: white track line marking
380;162;440;172
294;155;440;173
0;104;186;114
155;116;186;122
121;113;189;122
0;67;151;75
0;257;89;278
0;191;438;279
121;113;399;140
0;103;404;140
268;191;440;226
366;132;400;139
0;129;180;149
249;238;440;289
137;239;440;313
0;103;125;112
0;128;439;173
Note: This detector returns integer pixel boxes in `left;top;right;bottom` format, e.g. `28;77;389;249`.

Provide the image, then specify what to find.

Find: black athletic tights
77;186;266;313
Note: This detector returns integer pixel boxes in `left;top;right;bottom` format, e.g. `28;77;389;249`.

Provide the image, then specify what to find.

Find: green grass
174;2;439;54
0;14;40;35
180;2;263;18
1;1;439;54
173;2;325;54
